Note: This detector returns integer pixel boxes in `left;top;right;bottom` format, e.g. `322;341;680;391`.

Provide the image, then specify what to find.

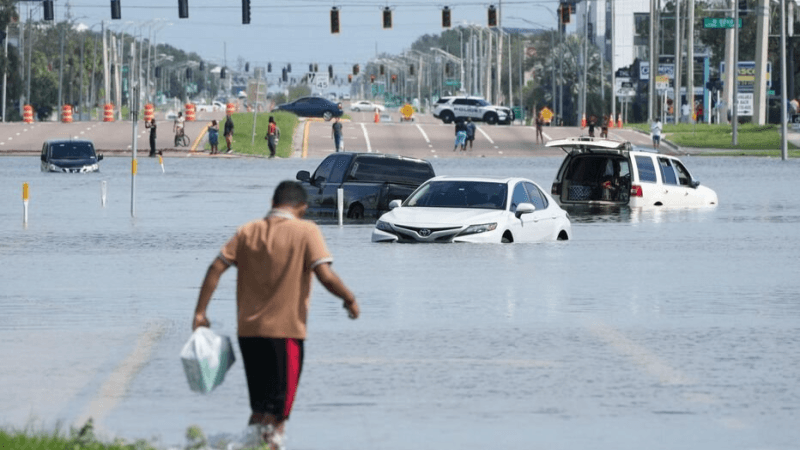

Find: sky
25;0;575;74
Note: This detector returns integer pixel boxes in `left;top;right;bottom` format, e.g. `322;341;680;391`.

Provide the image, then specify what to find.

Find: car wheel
353;107;360;112
441;111;454;124
323;111;333;121
484;112;498;125
501;231;513;243
347;204;364;220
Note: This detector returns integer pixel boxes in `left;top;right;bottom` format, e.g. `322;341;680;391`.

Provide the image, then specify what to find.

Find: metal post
611;0;616;126
80;34;85;121
58;24;65;117
2;24;8;122
687;0;695;122
131;85;138;217
496;0;503;104
649;0;656;122
251;71;259;145
780;0;788;160
582;0;589;124
674;0;681;122
732;0;739;144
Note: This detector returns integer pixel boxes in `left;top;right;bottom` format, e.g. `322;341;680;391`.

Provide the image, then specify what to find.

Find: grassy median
202;111;298;158
626;122;799;152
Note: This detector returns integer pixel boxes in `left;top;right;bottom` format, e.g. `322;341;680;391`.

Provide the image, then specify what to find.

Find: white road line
476;126;495;144
528;126;552;141
76;320;167;427
415;124;430;144
360;123;373;153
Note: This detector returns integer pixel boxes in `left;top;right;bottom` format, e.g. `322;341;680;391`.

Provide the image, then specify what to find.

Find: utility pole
2;24;8;122
496;0;503;104
722;0;734;125
649;0;656;122
581;0;589;124
779;0;788;160
687;0;695;122
674;0;681;121
103;22;110;107
611;0;616;126
732;0;739;144
58;23;65;117
753;0;769;124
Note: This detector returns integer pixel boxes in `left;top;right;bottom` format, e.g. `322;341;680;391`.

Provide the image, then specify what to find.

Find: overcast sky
27;0;573;73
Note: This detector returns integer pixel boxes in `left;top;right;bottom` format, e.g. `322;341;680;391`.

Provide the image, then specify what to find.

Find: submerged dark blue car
275;96;343;121
40;139;103;173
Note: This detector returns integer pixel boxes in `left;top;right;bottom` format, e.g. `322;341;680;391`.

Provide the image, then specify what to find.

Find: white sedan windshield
405;181;507;209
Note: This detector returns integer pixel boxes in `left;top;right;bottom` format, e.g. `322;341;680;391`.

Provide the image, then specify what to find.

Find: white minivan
546;137;718;208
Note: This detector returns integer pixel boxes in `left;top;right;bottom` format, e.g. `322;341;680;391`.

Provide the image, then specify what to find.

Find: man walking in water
331;116;343;152
192;181;360;450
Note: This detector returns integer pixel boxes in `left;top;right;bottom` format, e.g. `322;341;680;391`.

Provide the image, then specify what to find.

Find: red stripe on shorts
283;338;301;418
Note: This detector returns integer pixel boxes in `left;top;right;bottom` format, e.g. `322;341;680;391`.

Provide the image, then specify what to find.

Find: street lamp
507;16;559;122
430;47;464;93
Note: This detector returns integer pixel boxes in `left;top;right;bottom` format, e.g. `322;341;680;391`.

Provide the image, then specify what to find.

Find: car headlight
375;220;394;232
459;222;497;236
48;163;59;172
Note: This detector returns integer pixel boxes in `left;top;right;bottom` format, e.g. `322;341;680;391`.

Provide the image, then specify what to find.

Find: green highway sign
445;79;460;87
703;18;742;29
768;90;776;95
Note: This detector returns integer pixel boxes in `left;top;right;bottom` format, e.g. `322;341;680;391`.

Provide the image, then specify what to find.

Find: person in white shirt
650;118;662;150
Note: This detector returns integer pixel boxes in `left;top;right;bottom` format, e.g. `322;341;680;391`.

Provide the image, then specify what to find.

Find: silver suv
433;96;509;125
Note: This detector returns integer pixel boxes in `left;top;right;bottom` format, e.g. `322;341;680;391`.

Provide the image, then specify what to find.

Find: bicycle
174;131;190;147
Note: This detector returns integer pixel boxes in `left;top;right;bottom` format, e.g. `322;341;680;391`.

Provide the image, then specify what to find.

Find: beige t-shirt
219;210;332;339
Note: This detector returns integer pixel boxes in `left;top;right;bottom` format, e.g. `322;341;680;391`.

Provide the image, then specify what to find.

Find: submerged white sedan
372;176;572;243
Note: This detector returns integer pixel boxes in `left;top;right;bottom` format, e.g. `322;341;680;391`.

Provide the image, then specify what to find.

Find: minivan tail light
551;183;561;196
631;185;643;197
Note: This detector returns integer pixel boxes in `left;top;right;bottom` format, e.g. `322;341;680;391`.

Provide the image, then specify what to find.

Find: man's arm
192;257;230;330
314;263;359;319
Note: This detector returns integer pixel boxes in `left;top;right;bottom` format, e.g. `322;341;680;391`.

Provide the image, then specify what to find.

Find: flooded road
1;155;799;450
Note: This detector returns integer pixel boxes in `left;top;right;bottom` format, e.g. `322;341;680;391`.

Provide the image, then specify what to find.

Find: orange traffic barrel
23;105;34;123
61;105;73;123
144;104;155;123
104;103;115;122
608;115;615;129
185;103;196;122
580;113;586;128
225;102;236;115
617;113;623;129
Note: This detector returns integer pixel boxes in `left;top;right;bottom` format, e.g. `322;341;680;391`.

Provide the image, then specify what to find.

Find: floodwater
1;154;799;450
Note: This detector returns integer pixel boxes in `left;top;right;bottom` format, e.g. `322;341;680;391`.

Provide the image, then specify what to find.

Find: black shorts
238;337;305;421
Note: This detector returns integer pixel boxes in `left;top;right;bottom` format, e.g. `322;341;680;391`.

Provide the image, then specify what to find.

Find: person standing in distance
208;120;220;155
224;113;235;153
331;116;343;152
535;110;544;145
465;117;476;151
145;118;157;157
650;117;662;150
192;180;360;450
266;116;278;158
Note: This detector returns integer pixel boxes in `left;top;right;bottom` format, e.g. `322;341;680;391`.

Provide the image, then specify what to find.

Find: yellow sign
540;107;554;122
656;75;669;83
401;104;414;119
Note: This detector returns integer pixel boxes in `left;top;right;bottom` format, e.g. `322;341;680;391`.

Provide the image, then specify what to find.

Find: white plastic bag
180;327;236;394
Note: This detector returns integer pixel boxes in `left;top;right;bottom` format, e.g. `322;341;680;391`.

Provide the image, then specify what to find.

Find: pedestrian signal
382;7;392;29
370;75;376;83
331;7;340;34
110;0;121;20
391;74;397;83
43;0;54;21
348;74;353;83
488;5;497;27
738;0;748;15
442;6;451;29
178;0;189;19
560;5;570;24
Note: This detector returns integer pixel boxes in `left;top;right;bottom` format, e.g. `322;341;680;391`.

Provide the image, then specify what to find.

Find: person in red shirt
192;181;360;449
266;116;278;158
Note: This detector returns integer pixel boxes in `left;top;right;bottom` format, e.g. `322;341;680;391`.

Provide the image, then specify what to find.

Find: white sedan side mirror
515;202;536;218
389;199;402;210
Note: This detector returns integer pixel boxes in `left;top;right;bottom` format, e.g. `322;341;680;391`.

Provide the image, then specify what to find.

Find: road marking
80;131;85;135
76;320;167;428
360;123;373;153
415;124;430;144
16;132;20;136
302;121;310;158
476;126;495;144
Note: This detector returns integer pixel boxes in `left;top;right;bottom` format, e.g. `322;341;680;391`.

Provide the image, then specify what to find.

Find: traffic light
178;0;189;19
382;7;392;29
186;67;192;79
738;0;748;15
268;63;272;72
348;74;353;83
242;0;251;24
409;64;414;75
287;63;291;73
328;65;333;78
330;7;340;34
199;61;204;71
445;63;452;76
391;74;397;83
370;75;375;83
380;64;385;75
353;64;359;75
155;66;161;78
442;6;451;28
282;67;288;82
43;0;54;21
245;62;250;72
560;4;570;24
221;67;226;79
110;0;121;20
488;5;497;27
314;64;319;72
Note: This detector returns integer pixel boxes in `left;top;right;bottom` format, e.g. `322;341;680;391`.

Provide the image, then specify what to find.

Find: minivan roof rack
545;137;631;152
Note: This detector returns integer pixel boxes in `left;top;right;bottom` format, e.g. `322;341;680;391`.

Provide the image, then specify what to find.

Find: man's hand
193;313;210;330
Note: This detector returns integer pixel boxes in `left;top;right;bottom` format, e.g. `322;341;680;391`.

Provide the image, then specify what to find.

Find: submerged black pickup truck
296;152;435;221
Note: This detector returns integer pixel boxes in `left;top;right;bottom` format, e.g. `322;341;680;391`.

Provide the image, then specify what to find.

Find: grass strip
202;111;299;158
626;123;798;151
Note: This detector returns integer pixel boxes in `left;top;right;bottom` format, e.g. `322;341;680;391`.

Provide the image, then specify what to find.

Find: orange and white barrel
185;103;196;122
104;104;115;122
61;105;73;123
144;104;155;123
226;103;236;115
23;105;34;123
617;113;623;129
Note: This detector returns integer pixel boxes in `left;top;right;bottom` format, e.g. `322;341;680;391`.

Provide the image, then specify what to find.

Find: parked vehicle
275;96;343;121
350;101;384;112
547;137;718;208
40;139;103;173
372;176;571;243
432;96;508;125
296;152;435;221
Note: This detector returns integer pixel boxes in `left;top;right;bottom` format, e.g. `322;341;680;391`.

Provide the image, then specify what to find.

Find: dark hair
273;180;308;207
211;119;217;125
269;116;275;123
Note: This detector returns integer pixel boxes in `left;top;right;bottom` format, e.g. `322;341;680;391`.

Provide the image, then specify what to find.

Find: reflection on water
1;156;799;450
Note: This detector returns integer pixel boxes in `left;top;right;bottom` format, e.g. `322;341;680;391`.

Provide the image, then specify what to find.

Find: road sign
703;18;742;29
656;75;669;91
306;72;329;90
737;93;753;116
445;79;460;87
540;107;554;122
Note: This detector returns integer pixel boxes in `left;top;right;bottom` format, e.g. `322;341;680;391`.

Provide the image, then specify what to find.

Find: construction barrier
185;103;196;122
61;105;73;123
103;104;114;122
580;113;586;129
608;115;615;129
144;104;155;123
617;113;623;129
23;105;34;124
225;103;236;115
374;110;380;123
